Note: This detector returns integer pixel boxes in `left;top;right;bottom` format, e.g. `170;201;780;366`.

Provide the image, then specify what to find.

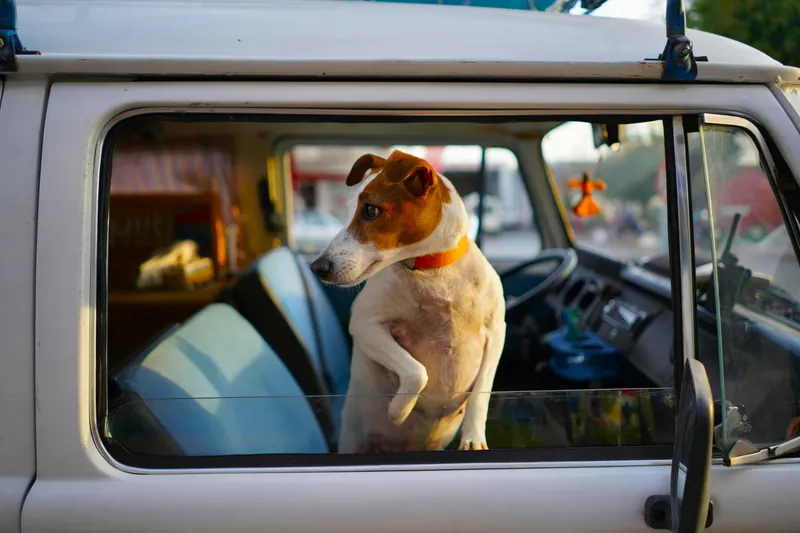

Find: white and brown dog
311;150;506;452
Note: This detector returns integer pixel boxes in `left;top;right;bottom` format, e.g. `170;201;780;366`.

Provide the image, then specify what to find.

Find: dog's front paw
459;435;489;451
387;365;428;425
388;393;419;426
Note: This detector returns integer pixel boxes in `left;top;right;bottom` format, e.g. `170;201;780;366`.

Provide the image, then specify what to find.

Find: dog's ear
346;154;387;186
403;164;435;198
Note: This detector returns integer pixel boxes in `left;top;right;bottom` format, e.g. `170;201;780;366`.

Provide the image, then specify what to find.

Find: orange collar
404;235;470;270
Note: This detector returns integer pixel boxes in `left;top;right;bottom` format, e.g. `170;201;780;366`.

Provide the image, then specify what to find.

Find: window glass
690;123;800;452
108;389;674;457
289;145;540;265
101;117;674;467
544;121;668;263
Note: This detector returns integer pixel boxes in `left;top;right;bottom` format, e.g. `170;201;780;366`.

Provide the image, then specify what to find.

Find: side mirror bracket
644;496;714;531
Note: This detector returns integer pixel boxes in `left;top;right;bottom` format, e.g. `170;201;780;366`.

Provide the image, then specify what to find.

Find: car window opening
98;113;800;469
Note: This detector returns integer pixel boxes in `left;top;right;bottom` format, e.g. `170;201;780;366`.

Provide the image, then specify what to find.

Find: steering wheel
501;248;578;318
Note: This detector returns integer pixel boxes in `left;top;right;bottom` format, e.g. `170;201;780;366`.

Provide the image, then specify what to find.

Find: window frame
96;114;677;471
692;112;800;454
90;111;751;471
663;116;700;397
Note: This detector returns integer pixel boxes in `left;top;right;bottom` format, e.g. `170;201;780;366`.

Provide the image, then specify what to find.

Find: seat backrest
216;258;336;443
297;262;351;418
113;303;328;456
253;248;351;424
257;247;350;431
255;248;326;371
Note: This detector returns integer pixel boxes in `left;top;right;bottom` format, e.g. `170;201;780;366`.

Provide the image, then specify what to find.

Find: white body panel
0;78;43;533
18;80;800;533
12;0;799;82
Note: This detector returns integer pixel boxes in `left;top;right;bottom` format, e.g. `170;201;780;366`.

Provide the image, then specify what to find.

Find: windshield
543;120;669;263
298;211;329;227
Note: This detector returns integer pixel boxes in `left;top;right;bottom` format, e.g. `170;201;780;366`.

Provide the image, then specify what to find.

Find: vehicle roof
13;0;800;83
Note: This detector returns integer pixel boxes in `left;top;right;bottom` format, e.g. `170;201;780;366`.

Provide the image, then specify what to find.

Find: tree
688;0;800;67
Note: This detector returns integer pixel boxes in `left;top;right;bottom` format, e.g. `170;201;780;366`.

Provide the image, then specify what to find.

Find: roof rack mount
646;0;708;82
0;0;39;73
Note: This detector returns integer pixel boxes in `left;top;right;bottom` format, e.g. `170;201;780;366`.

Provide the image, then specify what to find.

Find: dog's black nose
310;257;333;277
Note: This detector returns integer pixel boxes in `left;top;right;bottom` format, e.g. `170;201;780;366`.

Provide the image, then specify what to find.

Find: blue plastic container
547;329;620;382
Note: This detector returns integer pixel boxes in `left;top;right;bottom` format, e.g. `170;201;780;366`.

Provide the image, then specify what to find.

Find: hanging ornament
568;171;606;218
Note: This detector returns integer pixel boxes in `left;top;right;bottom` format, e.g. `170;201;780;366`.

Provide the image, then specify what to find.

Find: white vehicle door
23;80;800;533
0;76;44;533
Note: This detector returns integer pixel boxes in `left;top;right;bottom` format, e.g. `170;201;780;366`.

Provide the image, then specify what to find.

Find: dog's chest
395;285;480;338
385;264;489;396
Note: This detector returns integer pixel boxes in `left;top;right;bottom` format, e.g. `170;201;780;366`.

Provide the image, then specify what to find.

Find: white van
2;1;800;532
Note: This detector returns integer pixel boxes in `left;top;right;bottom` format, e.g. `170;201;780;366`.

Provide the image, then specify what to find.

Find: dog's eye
362;204;382;221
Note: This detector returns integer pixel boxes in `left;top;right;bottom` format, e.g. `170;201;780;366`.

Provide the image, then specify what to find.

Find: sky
543;0;666;162
577;0;664;21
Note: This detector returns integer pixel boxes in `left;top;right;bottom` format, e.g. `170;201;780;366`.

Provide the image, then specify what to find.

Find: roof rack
646;0;708;81
1;0;710;78
0;0;38;73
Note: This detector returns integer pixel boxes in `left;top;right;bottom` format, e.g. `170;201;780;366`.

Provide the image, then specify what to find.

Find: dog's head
310;150;468;286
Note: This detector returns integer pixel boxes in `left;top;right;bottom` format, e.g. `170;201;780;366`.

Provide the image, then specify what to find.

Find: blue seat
299;264;351;397
253;247;352;428
113;303;328;456
255;248;325;374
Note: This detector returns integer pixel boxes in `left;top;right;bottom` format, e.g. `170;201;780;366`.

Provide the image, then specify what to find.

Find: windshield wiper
725;436;800;466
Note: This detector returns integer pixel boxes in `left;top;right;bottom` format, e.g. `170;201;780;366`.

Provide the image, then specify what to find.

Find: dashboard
536;248;800;446
543;260;686;390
